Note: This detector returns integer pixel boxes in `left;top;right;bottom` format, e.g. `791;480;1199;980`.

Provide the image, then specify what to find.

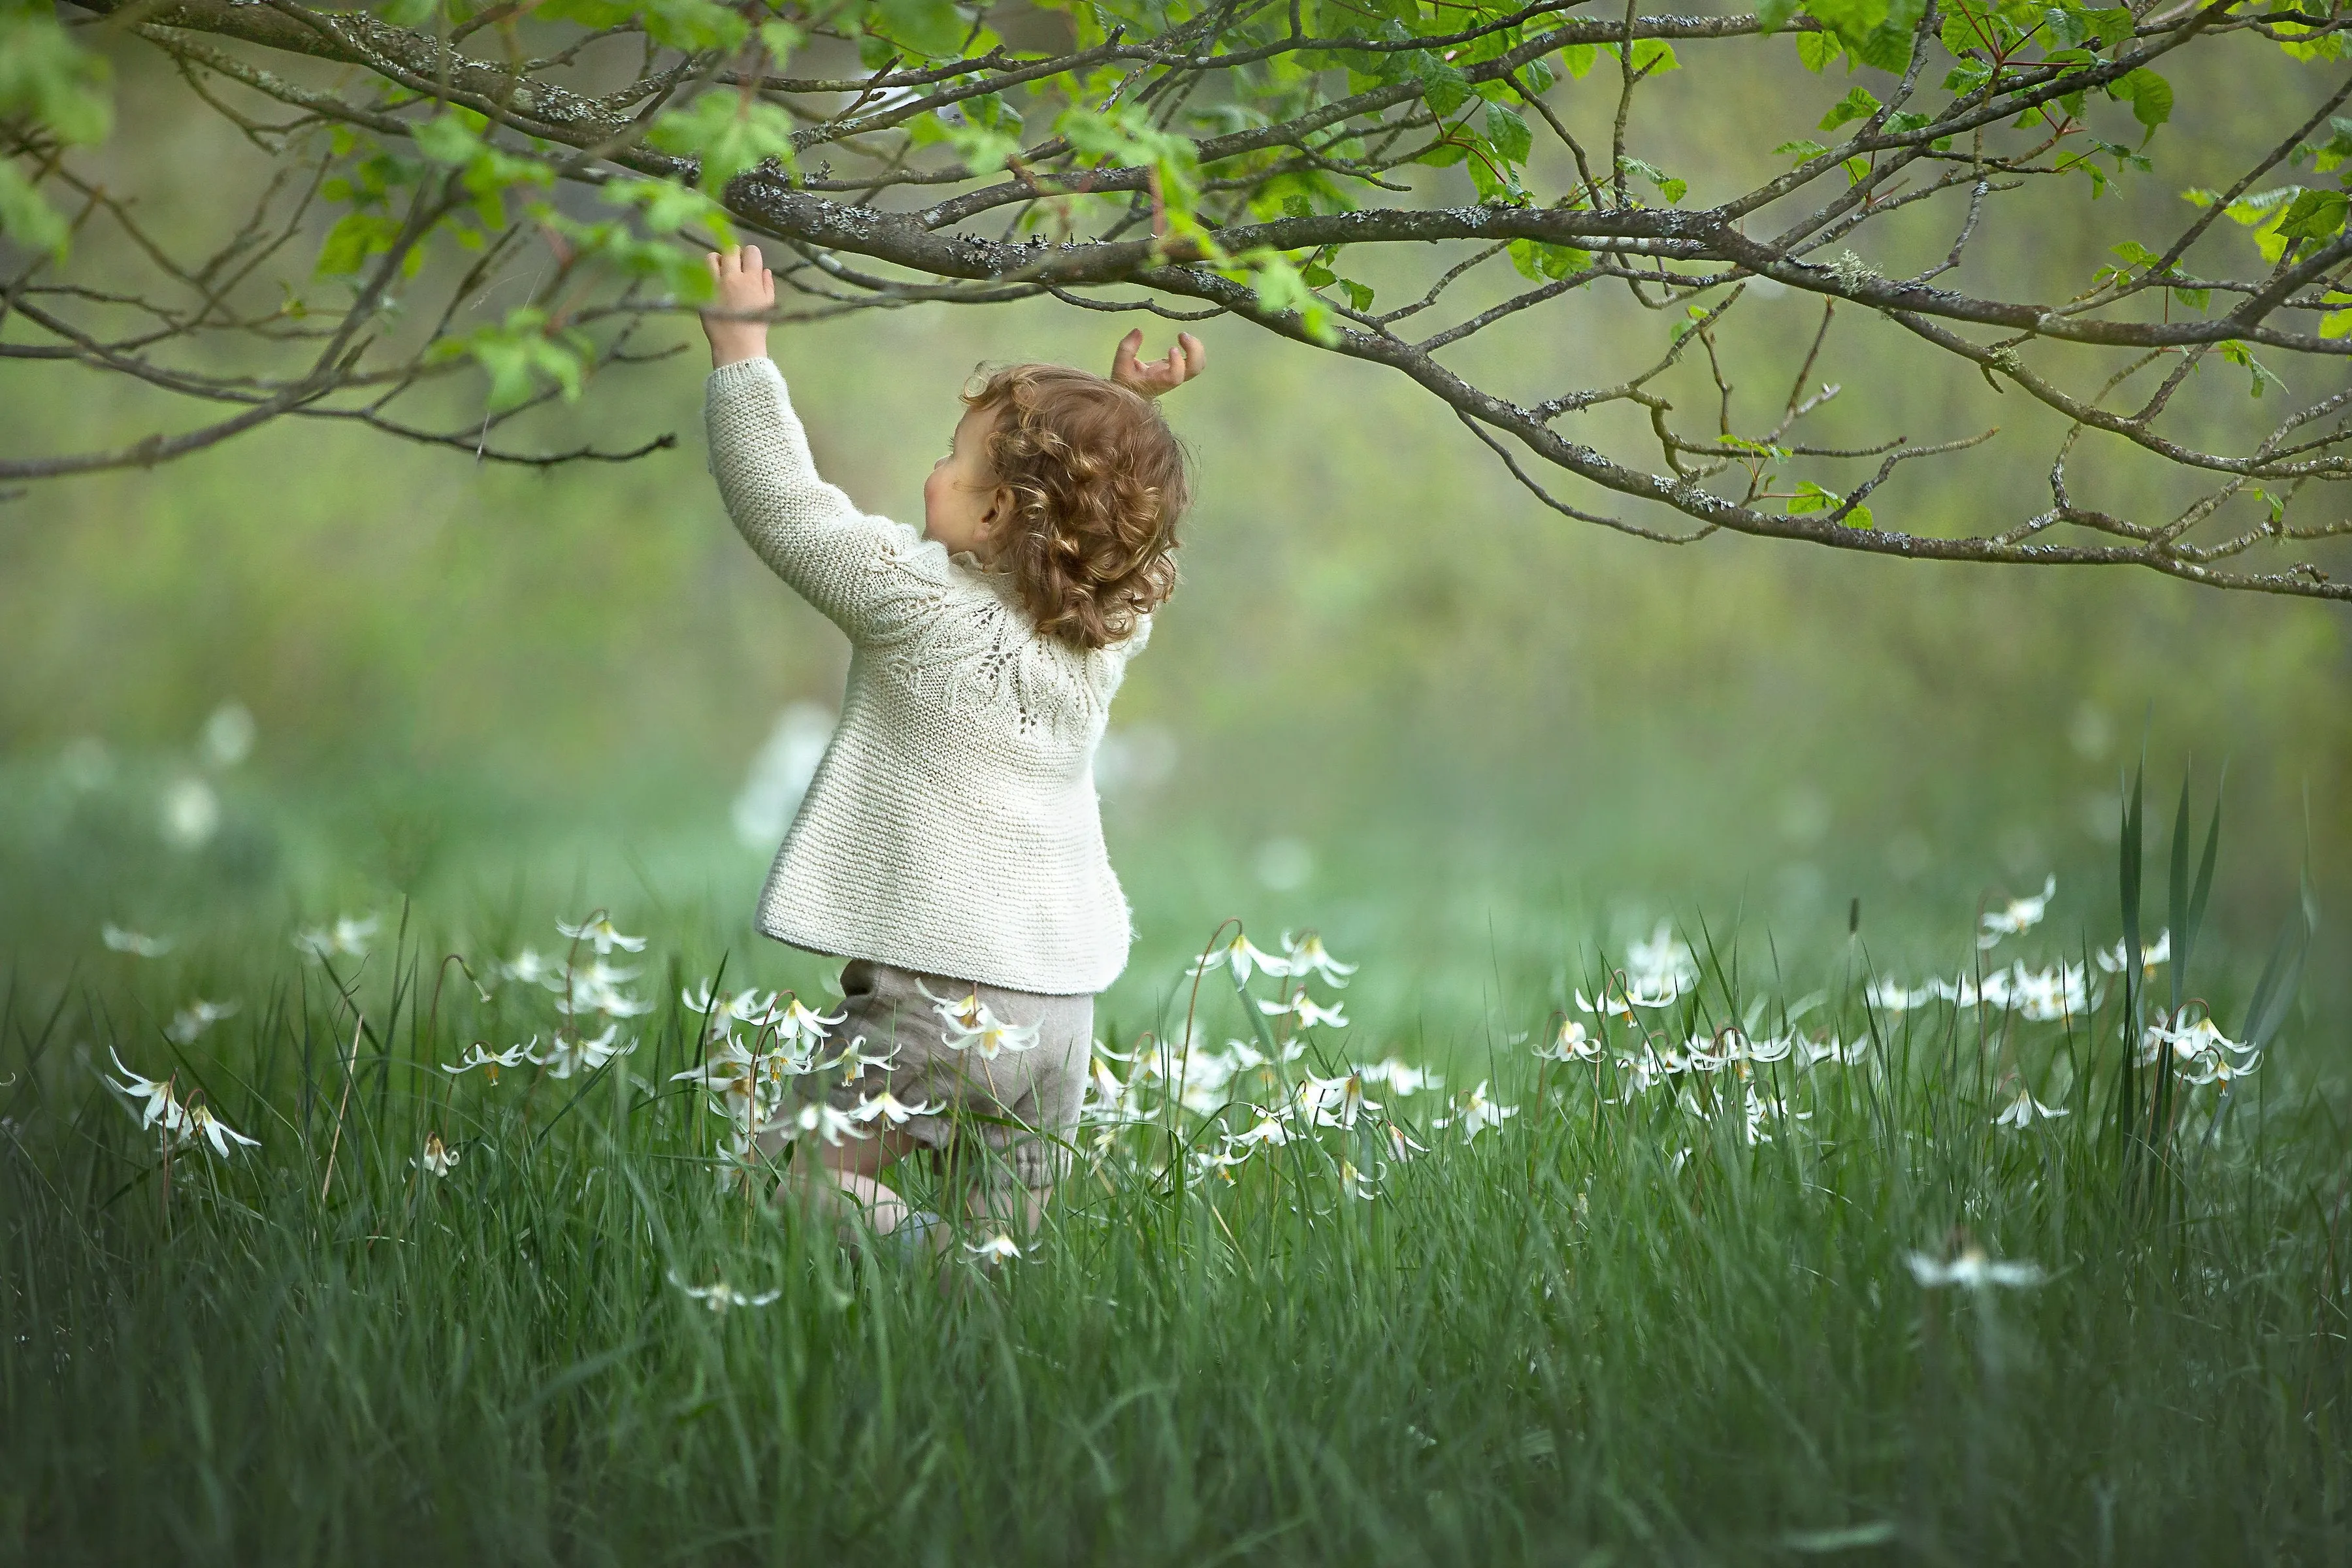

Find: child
698;243;1203;1250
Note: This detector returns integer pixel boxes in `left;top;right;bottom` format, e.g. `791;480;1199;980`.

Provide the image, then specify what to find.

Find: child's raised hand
1108;329;1205;399
701;244;774;369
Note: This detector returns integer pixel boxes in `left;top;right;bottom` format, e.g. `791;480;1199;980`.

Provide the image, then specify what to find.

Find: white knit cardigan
704;355;1148;996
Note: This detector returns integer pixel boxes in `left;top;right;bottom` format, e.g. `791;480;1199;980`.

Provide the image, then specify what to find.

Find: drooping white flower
1294;1073;1377;1130
1279;931;1357;988
1355;1057;1443;1097
935;994;1041;1060
166;999;239;1045
1386;1122;1428;1162
762;1099;868;1147
416;1132;461;1177
851;1090;939;1128
1992;1089;2070;1129
1625;921;1699;999
668;1271;781;1311
967;1233;1022;1263
443;1039;536;1082
555;915;646;955
2010;962;2094;1023
1533;1019;1605;1063
1978;875;2056;949
815;1036;900;1088
1906;1247;2046;1289
1189;931;1292;985
2093;929;2171;976
681;982;779;1033
769;995;847;1049
498;947;564;988
2185;1048;2260;1087
1443;1080;1518;1142
182;1101;260;1158
105;1048;186;1134
1258;988;1348;1031
1337;1158;1382;1201
531;1025;636;1079
294;915;379;962
2139;1013;2249;1070
1865;977;1937;1011
102;924;174;958
1797;1034;1869;1069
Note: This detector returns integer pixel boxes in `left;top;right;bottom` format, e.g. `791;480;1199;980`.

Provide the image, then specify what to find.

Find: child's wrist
709;335;768;368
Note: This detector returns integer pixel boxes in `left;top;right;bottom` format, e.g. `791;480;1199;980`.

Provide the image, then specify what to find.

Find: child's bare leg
775;1127;924;1234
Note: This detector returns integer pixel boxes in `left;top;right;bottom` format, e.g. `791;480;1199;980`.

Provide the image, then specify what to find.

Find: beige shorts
780;958;1093;1191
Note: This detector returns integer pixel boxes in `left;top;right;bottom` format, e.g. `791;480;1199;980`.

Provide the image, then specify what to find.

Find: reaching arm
704;355;930;639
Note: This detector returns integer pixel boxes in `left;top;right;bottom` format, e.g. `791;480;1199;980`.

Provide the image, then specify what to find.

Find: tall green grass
3;814;2344;1565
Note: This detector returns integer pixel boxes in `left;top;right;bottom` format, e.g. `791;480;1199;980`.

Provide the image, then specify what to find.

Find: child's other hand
702;244;774;368
1108;329;1205;399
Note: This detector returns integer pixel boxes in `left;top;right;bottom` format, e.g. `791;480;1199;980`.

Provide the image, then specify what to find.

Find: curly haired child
698;243;1203;1254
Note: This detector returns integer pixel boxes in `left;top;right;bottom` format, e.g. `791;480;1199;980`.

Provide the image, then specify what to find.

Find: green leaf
2121;69;2172;132
2276;186;2347;242
1338;278;1377;312
412;113;480;166
872;0;968;58
1774;139;1833;163
1786;478;1872;529
2320;289;2352;338
1797;31;1844;71
1560;42;1599;79
1508;238;1593;282
438;306;591;412
379;0;439;25
1819;86;1881;132
0;8;114;145
1630;40;1680;76
1617;155;1686;204
600;176;736;248
2218;340;2285;399
1758;0;1803;32
648;92;798;194
1416;57;1473;117
0;159;69;260
1484;103;1532;166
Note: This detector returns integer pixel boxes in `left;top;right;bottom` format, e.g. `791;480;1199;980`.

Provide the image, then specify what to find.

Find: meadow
3;759;2345;1563
8;42;2352;1559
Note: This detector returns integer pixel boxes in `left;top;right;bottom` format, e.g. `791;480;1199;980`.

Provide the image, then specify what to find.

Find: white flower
532;1026;636;1079
416;1132;460;1177
1355;1057;1442;1096
769;995;847;1049
2094;929;2171;976
556;915;646;955
443;1040;536;1081
967;1233;1022;1262
815;1036;900;1088
763;1099;868;1147
1533;1020;1605;1063
668;1271;780;1311
2139;1013;2248;1069
2184;1048;2261;1088
1337;1158;1382;1200
498;947;564;987
1865;977;1937;1011
166;998;238;1045
1992;1089;2070;1129
851;1090;939;1127
1978;875;2056;948
1229;1113;1296;1151
105;1048;186;1134
1188;931;1292;985
1258;988;1348;1031
1386;1122;1428;1162
1279;931;1357;988
1625;921;1699;998
199;702;255;769
182;1101;260;1158
1906;1247;2045;1289
1295;1073;1378;1130
294;915;378;962
1445;1080;1518;1142
103;924;174;958
160;776;221;849
1797;1034;1868;1069
930;991;1040;1060
682;982;778;1032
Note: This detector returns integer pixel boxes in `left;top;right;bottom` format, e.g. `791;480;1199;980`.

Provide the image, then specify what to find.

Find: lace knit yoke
704;355;1147;996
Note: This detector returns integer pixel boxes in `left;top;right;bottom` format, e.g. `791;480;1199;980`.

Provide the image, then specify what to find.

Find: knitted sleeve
704;356;938;639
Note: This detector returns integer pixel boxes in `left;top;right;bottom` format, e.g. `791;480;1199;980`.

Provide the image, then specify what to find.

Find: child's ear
981;484;1016;539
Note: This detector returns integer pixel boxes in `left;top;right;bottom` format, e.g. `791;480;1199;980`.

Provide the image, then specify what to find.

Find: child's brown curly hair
964;363;1190;651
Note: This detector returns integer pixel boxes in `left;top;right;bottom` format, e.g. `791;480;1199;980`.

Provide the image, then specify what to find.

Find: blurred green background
3;31;2345;1037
